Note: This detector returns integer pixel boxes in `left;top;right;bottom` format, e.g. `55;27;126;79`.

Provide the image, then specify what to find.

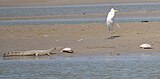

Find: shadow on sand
107;35;121;39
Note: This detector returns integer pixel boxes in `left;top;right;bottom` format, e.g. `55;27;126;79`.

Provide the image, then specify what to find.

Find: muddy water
1;55;160;79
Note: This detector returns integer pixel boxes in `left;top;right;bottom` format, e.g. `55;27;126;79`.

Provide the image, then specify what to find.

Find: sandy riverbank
0;22;160;57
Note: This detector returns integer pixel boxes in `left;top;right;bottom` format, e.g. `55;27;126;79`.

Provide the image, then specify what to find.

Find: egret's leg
108;27;113;39
110;31;113;39
116;23;121;29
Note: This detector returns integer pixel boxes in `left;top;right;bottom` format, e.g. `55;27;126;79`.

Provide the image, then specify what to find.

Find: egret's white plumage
106;8;119;31
106;8;119;39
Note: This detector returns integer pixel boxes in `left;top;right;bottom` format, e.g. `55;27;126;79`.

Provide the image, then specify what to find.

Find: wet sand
1;22;160;57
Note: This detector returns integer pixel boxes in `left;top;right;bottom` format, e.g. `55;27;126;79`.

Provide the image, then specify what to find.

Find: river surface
1;17;160;26
1;54;160;79
0;3;160;17
0;3;160;25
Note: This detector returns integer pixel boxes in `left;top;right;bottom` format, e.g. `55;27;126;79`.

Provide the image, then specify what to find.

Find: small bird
106;8;119;39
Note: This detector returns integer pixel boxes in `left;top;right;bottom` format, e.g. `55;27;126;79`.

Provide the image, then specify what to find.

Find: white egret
106;8;119;39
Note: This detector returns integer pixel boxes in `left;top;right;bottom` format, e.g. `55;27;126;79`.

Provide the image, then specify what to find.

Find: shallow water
1;17;160;26
0;3;160;17
1;54;160;79
0;3;160;25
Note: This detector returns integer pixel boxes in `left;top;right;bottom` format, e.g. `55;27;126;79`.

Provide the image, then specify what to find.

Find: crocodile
3;47;57;57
